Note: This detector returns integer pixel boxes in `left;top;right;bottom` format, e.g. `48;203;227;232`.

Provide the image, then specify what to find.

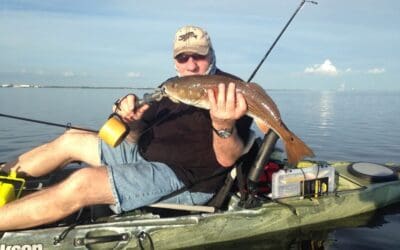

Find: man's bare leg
2;129;101;177
0;167;115;231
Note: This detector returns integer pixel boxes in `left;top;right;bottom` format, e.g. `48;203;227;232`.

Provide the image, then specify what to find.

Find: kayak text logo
0;244;43;250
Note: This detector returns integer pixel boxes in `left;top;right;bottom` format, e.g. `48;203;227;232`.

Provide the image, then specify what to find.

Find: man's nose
185;57;198;71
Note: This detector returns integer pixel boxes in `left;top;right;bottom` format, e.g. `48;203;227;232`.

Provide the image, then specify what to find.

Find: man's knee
61;168;101;196
60;167;114;207
57;129;96;147
55;130;100;165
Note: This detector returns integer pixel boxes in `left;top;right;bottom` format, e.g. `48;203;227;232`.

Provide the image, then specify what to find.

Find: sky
0;0;399;90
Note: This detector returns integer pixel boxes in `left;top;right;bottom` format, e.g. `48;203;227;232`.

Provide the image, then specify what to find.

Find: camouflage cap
173;25;212;58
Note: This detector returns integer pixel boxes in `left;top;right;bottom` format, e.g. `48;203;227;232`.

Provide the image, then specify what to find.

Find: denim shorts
99;139;214;213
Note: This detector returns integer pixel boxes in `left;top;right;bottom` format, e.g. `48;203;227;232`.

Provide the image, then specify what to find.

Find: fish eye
173;83;178;88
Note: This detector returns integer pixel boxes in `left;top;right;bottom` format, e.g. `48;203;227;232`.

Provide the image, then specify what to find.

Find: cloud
304;59;338;76
127;72;141;78
367;68;385;74
63;71;75;77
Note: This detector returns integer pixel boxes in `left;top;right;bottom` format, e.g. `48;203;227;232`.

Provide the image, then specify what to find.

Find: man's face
174;53;211;76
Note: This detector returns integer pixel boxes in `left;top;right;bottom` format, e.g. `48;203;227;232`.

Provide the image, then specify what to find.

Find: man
0;25;252;230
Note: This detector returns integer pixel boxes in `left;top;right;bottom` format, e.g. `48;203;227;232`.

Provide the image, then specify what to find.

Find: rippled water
1;88;399;249
273;90;400;164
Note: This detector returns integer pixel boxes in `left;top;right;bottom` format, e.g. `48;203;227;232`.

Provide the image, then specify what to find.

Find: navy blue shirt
139;70;252;193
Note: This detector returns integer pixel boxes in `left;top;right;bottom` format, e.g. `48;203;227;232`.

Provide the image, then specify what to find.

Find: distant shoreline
2;84;399;92
0;84;153;90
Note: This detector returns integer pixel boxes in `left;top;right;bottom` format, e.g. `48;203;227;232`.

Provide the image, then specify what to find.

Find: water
1;88;400;249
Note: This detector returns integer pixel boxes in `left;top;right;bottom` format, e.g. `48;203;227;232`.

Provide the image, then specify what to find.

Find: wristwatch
212;126;234;139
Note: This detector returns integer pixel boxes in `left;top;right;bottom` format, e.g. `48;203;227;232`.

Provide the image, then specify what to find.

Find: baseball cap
173;25;212;58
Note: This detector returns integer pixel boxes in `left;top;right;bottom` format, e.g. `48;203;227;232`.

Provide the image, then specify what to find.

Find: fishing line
247;0;318;82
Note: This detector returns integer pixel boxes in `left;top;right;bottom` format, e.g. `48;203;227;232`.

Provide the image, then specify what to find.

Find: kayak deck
1;161;400;249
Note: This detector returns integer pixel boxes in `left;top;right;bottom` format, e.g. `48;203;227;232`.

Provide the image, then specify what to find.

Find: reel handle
98;90;163;147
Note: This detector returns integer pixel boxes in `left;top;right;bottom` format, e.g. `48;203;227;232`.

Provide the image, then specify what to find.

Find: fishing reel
98;89;164;147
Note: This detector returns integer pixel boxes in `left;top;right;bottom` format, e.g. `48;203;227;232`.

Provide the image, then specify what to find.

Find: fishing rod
0;90;162;139
246;0;317;203
0;113;98;133
247;0;317;83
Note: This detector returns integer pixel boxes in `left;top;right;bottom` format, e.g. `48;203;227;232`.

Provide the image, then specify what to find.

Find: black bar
247;130;279;193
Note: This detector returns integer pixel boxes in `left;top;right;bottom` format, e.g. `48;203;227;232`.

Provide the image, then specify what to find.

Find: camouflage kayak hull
1;161;400;249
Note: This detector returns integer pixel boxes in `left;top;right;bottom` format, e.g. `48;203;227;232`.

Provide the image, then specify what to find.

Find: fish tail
281;126;315;165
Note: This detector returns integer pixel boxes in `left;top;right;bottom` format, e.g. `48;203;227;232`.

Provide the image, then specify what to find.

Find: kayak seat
148;130;261;214
206;132;262;210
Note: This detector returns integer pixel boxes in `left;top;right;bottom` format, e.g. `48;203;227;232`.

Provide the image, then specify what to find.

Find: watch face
217;129;232;138
212;126;233;138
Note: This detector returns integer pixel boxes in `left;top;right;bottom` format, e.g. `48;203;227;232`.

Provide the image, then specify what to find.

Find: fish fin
246;82;266;94
280;123;315;166
254;118;270;134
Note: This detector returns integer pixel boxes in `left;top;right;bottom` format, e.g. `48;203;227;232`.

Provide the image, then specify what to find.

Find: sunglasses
175;53;207;64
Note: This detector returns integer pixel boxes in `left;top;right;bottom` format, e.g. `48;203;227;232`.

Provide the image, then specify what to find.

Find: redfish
162;74;314;165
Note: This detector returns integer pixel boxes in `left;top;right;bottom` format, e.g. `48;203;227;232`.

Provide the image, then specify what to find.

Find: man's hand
113;94;149;124
207;82;247;129
207;82;248;167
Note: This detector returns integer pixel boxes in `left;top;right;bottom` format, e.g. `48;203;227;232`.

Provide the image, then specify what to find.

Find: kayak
1;157;399;249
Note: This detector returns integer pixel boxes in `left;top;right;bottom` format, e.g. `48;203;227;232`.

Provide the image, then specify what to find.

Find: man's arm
208;83;248;167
